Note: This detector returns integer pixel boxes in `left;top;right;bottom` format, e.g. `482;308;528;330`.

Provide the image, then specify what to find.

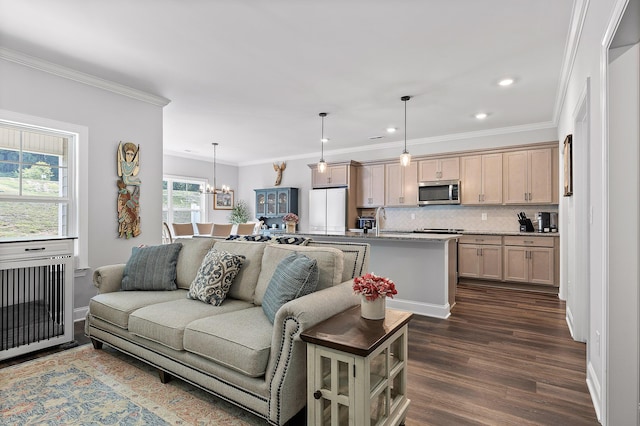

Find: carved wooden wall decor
273;162;286;186
117;141;141;238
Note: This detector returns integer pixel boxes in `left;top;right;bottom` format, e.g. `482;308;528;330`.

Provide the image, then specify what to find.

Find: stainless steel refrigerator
308;188;347;234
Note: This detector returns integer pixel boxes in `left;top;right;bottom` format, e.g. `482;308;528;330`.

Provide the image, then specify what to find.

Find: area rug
0;345;264;425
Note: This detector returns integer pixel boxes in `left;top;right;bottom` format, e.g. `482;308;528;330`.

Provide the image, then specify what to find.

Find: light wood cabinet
418;157;459;182
460;153;502;204
503;148;553;204
357;164;385;208
385;162;418;206
458;235;503;281
312;164;349;188
503;236;556;286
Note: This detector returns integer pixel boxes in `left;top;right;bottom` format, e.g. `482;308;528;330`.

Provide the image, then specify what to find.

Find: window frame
0;109;88;269
162;174;207;228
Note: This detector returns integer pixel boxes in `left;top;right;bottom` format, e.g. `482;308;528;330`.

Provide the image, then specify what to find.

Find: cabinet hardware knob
313;390;322;400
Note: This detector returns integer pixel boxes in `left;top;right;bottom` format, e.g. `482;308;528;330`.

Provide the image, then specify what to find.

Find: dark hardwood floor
406;284;598;425
2;285;598;425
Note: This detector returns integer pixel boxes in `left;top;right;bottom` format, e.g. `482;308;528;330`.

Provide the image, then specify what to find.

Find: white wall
0;58;165;316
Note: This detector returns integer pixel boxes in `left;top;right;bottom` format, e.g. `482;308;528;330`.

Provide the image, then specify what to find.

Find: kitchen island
298;231;459;318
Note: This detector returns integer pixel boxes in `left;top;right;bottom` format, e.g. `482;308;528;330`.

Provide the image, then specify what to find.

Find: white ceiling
0;0;574;165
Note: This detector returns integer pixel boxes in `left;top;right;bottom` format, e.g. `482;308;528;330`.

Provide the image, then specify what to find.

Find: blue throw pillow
262;252;319;323
121;243;183;291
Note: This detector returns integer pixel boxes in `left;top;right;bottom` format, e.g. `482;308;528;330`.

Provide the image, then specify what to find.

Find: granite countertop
297;229;559;241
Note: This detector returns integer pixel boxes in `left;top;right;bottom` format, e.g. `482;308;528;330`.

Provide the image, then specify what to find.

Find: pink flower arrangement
282;213;299;224
353;273;397;301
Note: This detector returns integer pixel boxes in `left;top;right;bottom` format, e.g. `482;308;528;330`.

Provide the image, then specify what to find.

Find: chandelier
200;142;230;194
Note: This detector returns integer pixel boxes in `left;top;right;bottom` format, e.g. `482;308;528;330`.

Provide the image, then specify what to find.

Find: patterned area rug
0;345;264;425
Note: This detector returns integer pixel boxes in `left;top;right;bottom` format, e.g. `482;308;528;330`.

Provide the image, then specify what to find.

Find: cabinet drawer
0;239;74;262
459;235;502;245
503;236;555;247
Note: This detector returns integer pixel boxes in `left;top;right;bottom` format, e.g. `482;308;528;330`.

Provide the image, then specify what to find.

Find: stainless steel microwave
418;180;461;205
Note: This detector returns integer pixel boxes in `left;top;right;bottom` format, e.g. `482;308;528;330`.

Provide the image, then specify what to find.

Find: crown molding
0;47;171;107
553;0;590;123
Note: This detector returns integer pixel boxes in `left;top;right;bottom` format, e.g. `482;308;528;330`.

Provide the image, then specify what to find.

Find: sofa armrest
265;280;358;424
93;264;126;294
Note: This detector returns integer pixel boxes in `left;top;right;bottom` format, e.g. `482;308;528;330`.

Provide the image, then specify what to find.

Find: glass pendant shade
317;159;327;173
400;151;411;167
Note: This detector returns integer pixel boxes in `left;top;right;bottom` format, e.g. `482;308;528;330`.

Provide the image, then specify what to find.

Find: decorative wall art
117;142;141;238
563;134;573;196
273;162;286;186
214;190;234;210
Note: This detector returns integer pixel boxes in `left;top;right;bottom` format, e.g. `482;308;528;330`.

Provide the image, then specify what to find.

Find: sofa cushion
121;243;183;291
184;307;273;377
187;249;245;305
175;237;217;289
128;298;253;351
89;290;188;329
212;241;267;302
254;244;344;305
262;253;318;323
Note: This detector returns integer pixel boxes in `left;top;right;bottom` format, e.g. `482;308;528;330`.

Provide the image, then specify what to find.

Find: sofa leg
158;369;172;384
90;338;103;350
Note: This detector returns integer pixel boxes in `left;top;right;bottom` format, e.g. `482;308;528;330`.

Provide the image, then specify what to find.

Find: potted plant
228;200;250;224
353;273;397;320
282;212;299;233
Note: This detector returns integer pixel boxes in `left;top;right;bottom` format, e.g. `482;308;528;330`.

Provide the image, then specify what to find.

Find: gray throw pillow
187;249;246;305
121;243;183;291
262;252;319;323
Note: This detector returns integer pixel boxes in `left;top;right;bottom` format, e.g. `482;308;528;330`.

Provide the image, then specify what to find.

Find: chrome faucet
375;206;386;236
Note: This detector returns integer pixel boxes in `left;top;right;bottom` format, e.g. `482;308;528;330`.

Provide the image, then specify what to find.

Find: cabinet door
308;347;355;426
329;165;349;187
418;159;439;181
503;246;528;282
255;191;266;216
458;244;480;278
528;247;555;285
503;151;528;204
528;149;553;204
385;162;417;206
439;157;460;180
481;153;503;204
266;191;277;216
460;155;483;204
479;246;502;280
357;165;384;207
277;189;290;215
312;168;330;188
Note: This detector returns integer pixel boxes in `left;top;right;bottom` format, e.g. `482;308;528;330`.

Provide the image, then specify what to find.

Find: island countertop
297;231;460;242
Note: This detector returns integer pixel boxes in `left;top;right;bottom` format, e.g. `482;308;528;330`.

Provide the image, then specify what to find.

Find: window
0;124;75;239
163;176;206;226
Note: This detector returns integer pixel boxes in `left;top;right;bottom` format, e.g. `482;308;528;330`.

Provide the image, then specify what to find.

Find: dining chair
236;222;257;235
162;222;173;244
171;222;194;238
195;223;214;235
212;223;233;238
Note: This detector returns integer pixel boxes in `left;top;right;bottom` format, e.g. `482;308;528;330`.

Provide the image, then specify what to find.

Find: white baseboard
386;298;450;319
586;361;602;422
74;306;89;322
566;307;576;339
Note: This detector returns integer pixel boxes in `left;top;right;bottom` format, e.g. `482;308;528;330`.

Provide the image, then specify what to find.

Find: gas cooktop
413;228;464;234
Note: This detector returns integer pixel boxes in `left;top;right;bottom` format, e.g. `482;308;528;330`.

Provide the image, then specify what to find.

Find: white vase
360;296;386;320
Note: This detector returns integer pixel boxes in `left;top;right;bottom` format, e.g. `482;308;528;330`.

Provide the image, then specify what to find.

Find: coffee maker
536;212;558;233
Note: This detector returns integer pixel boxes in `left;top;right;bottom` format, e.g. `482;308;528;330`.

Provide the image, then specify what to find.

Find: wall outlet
411;213;415;220
481;212;487;221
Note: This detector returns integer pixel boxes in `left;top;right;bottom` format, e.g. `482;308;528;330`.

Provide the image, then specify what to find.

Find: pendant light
317;112;328;173
200;142;230;194
400;95;411;167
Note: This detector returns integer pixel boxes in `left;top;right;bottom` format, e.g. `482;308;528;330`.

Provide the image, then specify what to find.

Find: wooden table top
301;306;413;357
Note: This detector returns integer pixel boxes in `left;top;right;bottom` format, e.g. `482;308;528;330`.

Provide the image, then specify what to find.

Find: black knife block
519;219;535;232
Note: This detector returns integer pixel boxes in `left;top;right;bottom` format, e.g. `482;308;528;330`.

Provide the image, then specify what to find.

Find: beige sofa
85;237;369;425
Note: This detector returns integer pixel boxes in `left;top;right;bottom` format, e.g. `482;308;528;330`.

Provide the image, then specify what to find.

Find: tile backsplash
379;205;558;233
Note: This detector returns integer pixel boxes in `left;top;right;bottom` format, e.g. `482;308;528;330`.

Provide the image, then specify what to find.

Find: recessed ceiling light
475;112;488;120
321;138;329;143
386;127;397;133
498;78;514;86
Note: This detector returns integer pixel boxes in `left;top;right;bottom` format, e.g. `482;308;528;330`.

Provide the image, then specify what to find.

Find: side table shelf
301;306;413;426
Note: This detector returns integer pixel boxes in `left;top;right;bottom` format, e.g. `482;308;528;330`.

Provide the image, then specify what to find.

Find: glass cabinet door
266;191;277;216
255;191;266;216
312;348;355;426
277;189;290;215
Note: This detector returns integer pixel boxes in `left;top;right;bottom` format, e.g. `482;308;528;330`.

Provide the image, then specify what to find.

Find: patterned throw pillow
226;235;273;243
275;236;310;246
187;249;246;305
262;252;319;323
121;243;183;291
